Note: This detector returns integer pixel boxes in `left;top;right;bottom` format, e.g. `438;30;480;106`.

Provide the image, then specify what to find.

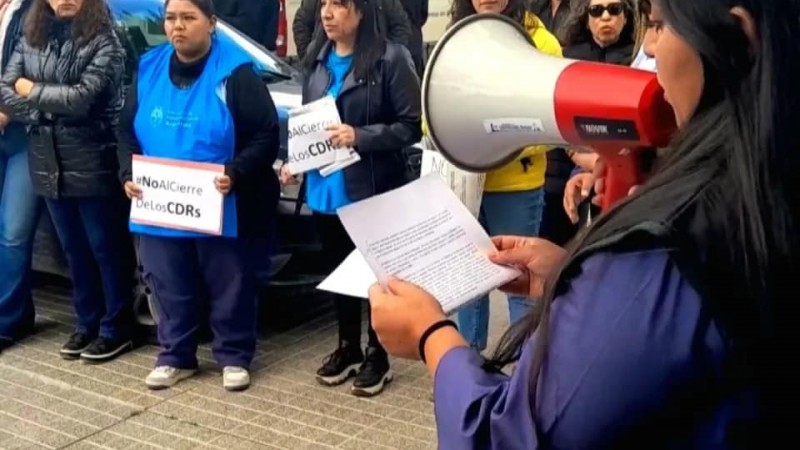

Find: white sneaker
223;366;250;392
145;366;196;390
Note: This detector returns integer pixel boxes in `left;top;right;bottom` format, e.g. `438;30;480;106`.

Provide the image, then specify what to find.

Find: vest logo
150;107;164;126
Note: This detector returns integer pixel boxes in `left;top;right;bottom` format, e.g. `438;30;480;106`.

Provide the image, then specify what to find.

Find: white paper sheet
317;250;376;299
130;155;224;235
286;96;353;175
335;174;521;314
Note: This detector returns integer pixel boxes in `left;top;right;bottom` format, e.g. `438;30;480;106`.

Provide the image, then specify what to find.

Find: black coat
399;0;428;76
303;41;422;202
0;27;125;199
213;0;276;48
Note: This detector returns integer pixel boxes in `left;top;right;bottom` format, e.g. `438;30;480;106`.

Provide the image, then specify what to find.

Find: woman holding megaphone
370;0;794;447
281;0;421;397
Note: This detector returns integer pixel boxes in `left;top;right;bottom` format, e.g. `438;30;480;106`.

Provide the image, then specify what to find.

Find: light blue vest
131;35;250;238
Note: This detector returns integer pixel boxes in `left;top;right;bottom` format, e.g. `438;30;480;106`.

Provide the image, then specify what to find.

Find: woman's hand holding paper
369;278;468;375
488;236;568;298
325;123;356;148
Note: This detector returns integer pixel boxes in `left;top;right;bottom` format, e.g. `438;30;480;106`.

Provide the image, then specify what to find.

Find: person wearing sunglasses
559;0;636;64
539;0;637;248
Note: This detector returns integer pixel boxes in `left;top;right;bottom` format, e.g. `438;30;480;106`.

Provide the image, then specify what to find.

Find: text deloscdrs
135;199;201;218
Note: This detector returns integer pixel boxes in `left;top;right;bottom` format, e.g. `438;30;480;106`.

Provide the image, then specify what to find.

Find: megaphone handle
600;149;643;211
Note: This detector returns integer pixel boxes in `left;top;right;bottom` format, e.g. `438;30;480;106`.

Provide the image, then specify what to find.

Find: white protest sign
319;151;361;177
286;96;353;175
420;138;486;218
130;155;224;235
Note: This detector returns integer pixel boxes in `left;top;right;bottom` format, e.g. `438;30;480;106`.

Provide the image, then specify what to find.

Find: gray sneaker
223;367;250;392
145;366;196;390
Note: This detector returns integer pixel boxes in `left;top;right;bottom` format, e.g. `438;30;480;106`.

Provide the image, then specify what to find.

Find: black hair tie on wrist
419;319;458;363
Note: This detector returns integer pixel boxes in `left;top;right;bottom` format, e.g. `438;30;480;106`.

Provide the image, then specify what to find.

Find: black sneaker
351;347;393;397
80;336;133;364
60;333;94;360
315;345;364;386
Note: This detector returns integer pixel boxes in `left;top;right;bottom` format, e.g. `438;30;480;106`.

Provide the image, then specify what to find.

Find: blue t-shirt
305;50;354;215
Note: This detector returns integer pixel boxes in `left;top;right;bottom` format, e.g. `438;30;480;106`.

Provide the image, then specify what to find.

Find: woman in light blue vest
117;0;280;391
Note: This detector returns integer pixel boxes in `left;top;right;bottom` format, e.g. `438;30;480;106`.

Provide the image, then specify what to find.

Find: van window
110;0;297;83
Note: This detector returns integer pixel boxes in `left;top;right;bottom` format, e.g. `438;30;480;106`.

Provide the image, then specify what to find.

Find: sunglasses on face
587;2;625;18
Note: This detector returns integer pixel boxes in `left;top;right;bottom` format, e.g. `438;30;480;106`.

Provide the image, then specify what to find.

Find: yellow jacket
483;13;563;192
421;13;562;192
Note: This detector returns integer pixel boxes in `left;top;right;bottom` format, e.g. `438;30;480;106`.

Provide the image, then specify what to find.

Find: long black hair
301;0;385;80
559;0;637;47
25;0;114;48
489;0;800;437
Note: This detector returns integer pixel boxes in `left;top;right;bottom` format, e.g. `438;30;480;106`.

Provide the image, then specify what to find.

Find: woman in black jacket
0;0;131;363
281;0;421;397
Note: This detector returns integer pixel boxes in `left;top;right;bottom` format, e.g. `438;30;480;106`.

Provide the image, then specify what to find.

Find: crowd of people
0;0;795;447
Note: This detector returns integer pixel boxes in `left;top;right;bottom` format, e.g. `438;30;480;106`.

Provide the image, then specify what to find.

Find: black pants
315;213;385;355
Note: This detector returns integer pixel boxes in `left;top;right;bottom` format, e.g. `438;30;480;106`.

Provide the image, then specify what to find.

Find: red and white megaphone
422;13;677;210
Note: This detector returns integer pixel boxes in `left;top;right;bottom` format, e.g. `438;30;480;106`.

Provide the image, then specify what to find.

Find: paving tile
0;411;77;448
249;373;312;396
337;438;395;450
181;383;282;415
81;431;137;449
374;418;438;443
148;400;246;432
353;427;434;450
0;290;518;449
170;391;261;422
209;433;282;450
251;412;349;447
2;398;100;437
128;411;222;443
285;398;384;429
102;420;204;450
231;423;291;445
61;441;106;450
84;430;164;450
273;433;338;450
0;429;51;450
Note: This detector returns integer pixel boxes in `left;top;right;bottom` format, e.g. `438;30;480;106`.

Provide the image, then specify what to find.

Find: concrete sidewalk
0;287;510;450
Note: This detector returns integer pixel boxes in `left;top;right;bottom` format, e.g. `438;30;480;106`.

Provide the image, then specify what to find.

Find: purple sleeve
434;250;727;450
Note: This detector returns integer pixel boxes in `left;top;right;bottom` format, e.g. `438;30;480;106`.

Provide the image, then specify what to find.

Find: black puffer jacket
0;24;125;199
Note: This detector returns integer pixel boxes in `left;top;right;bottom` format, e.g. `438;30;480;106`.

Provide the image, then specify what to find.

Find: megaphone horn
422;13;676;209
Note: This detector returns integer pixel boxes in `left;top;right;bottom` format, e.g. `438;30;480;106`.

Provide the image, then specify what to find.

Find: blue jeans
0;138;40;340
457;188;545;351
45;197;129;339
